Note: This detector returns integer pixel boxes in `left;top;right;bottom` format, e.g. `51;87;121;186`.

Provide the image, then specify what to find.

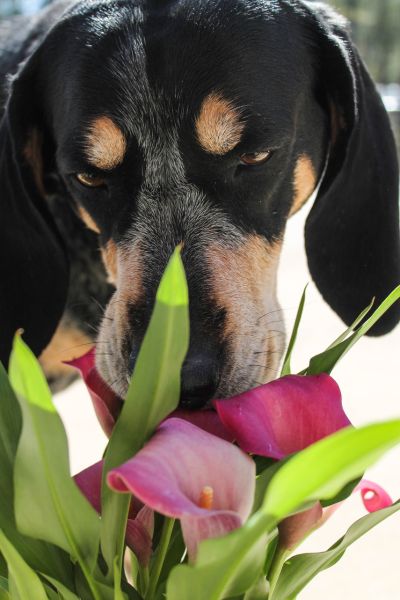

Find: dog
0;0;399;408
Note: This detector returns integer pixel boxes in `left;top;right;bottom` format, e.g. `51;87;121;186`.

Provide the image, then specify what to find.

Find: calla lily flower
214;374;351;458
74;460;154;566
67;350;122;437
278;480;393;551
107;418;255;561
67;350;231;440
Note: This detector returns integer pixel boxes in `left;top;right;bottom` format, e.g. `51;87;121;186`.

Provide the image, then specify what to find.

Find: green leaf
0;589;9;600
0;360;71;584
281;286;307;377
0;530;47;600
263;421;400;520
101;248;190;577
0;577;8;592
167;513;274;600
10;336;101;590
271;500;400;600
305;286;400;375
41;575;80;600
324;299;375;352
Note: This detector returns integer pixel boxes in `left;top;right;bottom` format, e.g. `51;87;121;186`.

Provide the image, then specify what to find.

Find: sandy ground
55;203;400;599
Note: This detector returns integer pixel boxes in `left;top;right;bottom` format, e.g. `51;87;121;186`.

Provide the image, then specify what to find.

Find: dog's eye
75;173;106;188
240;151;272;166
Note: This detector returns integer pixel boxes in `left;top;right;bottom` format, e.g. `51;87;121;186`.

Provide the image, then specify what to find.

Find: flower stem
145;517;175;600
138;564;149;596
267;545;290;598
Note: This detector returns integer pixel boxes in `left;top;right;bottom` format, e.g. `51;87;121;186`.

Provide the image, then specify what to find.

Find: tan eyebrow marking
195;92;245;155
290;154;317;216
84;116;127;170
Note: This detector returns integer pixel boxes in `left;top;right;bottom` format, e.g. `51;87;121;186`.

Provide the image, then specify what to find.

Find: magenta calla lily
74;460;154;566
67;350;122;437
214;374;352;459
107;418;255;561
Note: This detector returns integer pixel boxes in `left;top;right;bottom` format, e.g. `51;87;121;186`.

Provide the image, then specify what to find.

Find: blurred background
1;1;399;598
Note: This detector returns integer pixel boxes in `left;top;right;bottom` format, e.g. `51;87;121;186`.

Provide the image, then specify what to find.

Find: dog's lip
66;348;232;440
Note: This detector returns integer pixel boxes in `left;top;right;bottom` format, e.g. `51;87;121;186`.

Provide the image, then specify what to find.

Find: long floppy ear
0;59;69;367
303;3;400;335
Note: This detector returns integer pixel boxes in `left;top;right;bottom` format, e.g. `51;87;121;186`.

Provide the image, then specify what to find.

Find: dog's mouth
67;349;231;440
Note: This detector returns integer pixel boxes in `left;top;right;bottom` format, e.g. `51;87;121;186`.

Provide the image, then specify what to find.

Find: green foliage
271;500;400;600
0;257;400;600
10;335;101;595
100;247;190;579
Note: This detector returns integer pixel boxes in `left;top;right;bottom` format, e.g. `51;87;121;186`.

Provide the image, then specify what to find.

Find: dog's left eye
240;151;272;166
75;173;107;188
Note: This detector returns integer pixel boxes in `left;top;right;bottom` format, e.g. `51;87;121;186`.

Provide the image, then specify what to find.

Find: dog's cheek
206;235;284;392
96;241;145;395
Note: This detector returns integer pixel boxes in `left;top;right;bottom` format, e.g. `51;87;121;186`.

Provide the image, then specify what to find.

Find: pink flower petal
66;350;122;437
107;418;255;560
169;409;233;441
181;513;242;562
126;506;154;567
278;503;323;551
214;374;351;458
74;460;153;565
356;479;393;512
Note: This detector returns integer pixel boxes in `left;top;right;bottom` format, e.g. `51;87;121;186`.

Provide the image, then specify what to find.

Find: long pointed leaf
101;248;190;577
272;500;400;600
281;286;307;377
263;421;400;520
10;337;101;581
0;530;47;600
0;361;71;583
305;286;400;375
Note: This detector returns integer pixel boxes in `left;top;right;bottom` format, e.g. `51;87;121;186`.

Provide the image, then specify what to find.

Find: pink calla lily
74;460;154;566
66;350;123;437
67;350;231;440
107;418;255;561
214;374;352;458
279;480;393;551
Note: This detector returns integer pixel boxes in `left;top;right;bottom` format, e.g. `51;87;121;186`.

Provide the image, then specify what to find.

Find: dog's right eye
75;173;106;188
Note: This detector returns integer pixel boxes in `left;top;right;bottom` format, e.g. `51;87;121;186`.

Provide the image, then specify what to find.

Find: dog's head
1;0;399;406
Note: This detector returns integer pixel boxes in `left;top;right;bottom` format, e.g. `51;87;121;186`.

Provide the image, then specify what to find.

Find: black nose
179;353;219;410
128;347;219;410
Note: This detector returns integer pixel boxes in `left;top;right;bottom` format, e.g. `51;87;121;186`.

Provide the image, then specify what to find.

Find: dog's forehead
61;0;306;138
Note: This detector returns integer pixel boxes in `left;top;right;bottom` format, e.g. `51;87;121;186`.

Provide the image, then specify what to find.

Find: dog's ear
302;3;400;335
0;56;69;367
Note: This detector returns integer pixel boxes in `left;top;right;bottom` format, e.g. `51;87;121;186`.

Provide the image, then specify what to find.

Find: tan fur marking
101;240;118;284
39;324;92;380
196;92;244;155
24;129;45;195
78;206;100;233
290;155;317;216
85;116;126;170
206;236;284;393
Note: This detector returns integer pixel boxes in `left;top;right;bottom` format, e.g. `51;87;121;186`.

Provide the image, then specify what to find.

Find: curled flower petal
214;374;351;458
66;349;122;437
107;418;255;561
356;480;393;512
74;460;153;565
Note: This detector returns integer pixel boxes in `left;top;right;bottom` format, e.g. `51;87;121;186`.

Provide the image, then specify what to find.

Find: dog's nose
179;353;219;410
128;347;219;410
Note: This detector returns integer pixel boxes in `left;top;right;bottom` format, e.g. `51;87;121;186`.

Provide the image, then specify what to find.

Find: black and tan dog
0;0;399;407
